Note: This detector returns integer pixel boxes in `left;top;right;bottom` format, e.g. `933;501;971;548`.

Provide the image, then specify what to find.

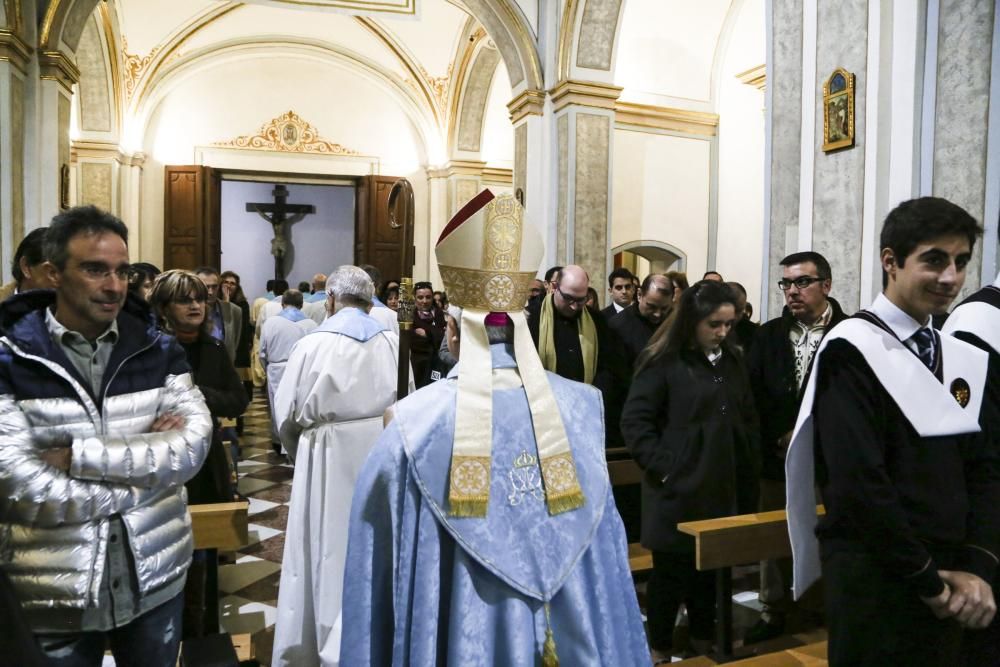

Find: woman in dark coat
621;280;760;663
148;269;250;637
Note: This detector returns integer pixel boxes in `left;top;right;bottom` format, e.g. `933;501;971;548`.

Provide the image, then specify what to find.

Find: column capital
0;29;32;73
71;140;146;168
39;50;81;94
549;79;623;113
507;89;546;124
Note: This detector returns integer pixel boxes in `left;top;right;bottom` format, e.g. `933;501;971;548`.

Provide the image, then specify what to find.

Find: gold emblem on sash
950;378;971;408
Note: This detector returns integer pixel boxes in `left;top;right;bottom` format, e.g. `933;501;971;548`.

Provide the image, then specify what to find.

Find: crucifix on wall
246;184;316;280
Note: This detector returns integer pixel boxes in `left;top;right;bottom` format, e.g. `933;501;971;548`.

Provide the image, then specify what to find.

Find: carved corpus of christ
246;184;316;280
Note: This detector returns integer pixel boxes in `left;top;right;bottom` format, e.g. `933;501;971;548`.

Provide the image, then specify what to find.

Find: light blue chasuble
340;343;649;666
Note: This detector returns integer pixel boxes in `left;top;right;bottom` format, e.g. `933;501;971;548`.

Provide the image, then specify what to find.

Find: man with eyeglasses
526;265;626;444
0;206;211;666
195;266;243;364
745;250;847;643
601;267;636;320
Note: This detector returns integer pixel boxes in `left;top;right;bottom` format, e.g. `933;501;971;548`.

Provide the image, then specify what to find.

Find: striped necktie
910;327;936;370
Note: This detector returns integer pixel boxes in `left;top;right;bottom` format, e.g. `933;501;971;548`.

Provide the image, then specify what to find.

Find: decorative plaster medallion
213;110;360;155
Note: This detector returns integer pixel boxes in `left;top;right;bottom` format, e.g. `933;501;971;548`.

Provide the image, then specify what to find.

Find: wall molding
71;139;146;167
736;64;766;91
614;101;719;136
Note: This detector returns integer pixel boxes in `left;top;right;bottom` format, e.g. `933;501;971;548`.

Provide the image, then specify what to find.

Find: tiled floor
216;392;823;665
217;392;289;664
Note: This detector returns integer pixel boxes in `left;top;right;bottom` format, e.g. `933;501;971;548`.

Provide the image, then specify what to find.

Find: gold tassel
546;489;585;516
447;496;489;517
542;603;559;667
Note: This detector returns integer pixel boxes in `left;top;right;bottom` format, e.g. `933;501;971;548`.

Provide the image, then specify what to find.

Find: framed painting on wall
823;68;855;152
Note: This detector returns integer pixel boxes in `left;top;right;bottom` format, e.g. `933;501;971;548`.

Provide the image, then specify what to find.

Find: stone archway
610;240;687;277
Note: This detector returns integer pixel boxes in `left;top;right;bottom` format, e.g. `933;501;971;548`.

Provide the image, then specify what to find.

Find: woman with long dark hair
621;280;760;662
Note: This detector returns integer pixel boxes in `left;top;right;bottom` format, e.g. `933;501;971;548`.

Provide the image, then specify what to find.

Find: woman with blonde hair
148;269;248;637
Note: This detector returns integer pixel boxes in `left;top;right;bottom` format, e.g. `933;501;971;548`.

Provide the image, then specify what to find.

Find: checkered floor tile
217;390;288;664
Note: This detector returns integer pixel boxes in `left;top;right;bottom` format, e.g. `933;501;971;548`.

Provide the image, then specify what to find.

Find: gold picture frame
823;68;855;152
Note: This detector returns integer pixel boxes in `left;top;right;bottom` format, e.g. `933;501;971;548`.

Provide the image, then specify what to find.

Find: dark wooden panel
164;165;221;270
355;175;412;283
164;166;204;270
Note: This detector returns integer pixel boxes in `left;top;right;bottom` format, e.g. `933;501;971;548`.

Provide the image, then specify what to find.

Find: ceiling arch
130;37;443;162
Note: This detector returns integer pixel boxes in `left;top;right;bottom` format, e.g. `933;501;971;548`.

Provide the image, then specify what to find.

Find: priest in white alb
270;265;407;667
260;289;317;447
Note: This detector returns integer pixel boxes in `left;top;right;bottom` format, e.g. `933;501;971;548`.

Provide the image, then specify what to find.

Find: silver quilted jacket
0;334;212;610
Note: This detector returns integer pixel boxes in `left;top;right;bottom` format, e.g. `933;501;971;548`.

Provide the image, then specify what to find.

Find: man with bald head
527;265;626;439
305;272;328;302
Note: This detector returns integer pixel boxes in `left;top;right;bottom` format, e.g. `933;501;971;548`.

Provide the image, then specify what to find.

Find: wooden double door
162;166;414;283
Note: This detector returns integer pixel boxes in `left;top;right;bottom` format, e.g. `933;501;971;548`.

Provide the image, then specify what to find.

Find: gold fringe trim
542;603;559;667
545;489;585;516
448;496;489;517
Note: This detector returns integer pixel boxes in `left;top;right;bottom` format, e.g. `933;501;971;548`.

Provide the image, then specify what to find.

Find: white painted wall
715;0;765;312
611;130;712;279
615;0;732;108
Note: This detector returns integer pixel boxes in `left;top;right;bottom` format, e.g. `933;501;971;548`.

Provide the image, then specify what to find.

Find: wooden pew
677;506;825;662
188;501;250;634
726;640;827;665
190;501;249;550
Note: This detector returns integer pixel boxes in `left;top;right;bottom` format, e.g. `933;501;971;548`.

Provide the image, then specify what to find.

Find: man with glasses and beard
526;265;626;445
745;251;847;643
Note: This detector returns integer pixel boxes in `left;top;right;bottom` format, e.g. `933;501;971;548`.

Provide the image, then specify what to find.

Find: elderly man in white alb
270;265;408;667
259;289;316;451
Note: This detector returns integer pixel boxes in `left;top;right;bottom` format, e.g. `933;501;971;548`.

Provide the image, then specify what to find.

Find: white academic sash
943;298;1000;358
785;316;986;599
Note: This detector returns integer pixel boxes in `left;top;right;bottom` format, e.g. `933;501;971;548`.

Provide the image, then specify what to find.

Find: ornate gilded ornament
822;68;855;153
507;450;545;506
449;456;491;515
951;378;971;408
214;110;360;155
121;37;158;101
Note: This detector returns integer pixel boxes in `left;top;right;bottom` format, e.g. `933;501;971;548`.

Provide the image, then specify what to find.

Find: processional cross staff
389;178;416;399
246;184;316;280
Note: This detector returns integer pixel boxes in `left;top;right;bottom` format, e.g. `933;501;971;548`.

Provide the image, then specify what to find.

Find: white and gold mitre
436;190;585;519
435;190;539;312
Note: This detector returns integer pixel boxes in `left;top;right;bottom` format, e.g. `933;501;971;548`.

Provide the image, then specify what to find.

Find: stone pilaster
549;79;620;291
0;27;31;281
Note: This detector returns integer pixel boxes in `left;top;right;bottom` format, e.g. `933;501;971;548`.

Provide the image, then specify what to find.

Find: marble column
932;0;996;293
765;0;804;318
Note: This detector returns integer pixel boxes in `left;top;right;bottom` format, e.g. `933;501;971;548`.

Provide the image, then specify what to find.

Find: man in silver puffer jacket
0;206;212;666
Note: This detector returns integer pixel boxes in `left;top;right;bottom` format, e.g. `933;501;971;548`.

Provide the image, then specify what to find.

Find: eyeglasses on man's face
556;286;588;305
777;276;824;291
